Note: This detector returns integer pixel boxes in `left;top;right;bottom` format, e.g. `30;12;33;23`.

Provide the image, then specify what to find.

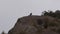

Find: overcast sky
0;0;60;34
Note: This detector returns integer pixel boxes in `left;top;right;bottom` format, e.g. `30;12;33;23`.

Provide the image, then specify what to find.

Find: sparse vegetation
42;10;60;19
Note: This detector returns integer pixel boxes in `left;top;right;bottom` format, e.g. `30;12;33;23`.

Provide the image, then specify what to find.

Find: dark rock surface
8;15;60;34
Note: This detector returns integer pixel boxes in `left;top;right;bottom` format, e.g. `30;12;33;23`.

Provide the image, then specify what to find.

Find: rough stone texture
8;15;60;34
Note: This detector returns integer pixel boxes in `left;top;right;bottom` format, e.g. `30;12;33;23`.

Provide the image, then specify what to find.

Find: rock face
8;15;60;34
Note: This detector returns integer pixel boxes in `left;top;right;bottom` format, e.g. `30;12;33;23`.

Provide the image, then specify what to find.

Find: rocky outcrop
8;15;60;34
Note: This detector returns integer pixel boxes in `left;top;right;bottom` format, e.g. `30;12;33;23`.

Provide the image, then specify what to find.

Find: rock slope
8;15;60;34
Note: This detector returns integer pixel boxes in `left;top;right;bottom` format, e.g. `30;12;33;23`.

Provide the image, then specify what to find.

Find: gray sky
0;0;60;34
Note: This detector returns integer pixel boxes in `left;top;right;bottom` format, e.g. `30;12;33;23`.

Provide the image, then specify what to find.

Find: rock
8;15;60;34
